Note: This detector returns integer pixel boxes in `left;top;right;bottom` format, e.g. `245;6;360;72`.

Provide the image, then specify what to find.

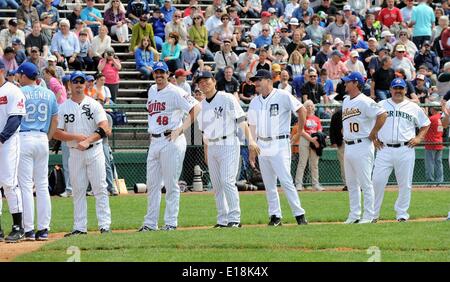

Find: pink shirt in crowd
49;77;67;104
101;59;120;84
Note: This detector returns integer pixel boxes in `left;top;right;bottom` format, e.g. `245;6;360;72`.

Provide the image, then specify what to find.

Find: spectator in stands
98;47;121;101
242;0;262;18
318;68;334;97
410;0;435;48
292;0;313;22
250;11;273;40
126;0;150;26
268;32;288;62
188;13;214;61
441;22;450;68
84;75;101;100
193;88;204;102
174;68;192;94
209;13;236;52
94;73;112;105
275;69;293;94
0;47;18;72
262;0;284;18
286;49;304;77
397;30;418;58
25;22;49;58
285;29;304;56
78;29;94;70
346;50;367;78
361;37;378;72
424;102;444;185
135;36;155;79
205;0;225;19
378;0;404;29
0;0;18;10
414;74;430;103
25;46;47;75
326;11;349;42
37;0;59;26
394;67;420;102
368;46;390;77
67;4;82;29
379;30;395;53
239;72;256;106
182;5;197;29
322;50;349;89
40;13;56;44
313;39;331;69
161;0;177;22
11;38;26;65
254;24;273;49
228;7;241;27
43;66;67;104
183;0;200;18
47;55;64;81
51;19;83;70
292;100;324;191
392;44;416;80
306;14;325;49
371;55;395;100
17;0;39;33
401;0;415;24
130;14;156;53
216;66;240;100
279;26;292;47
254;48;272;72
301;67;327;106
181;40;200;74
161;31;182;73
414;40;439;77
205;7;225;38
314;0;337;15
0;19;25;55
165;10;189;48
104;0;129;43
74;20;94;41
149;8;167;51
237;42;258;81
349;30;368;53
214;39;239;74
361;13;379;42
92;25;112;67
433;15;449;43
81;0;104;36
284;0;300;23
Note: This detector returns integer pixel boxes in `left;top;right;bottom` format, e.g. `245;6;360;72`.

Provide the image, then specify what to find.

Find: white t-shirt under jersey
377;98;430;144
146;83;197;135
342;93;386;141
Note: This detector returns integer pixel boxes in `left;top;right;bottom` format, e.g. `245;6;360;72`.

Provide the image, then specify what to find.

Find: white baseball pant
69;144;111;232
0;134;23;216
208;138;241;225
258;139;305;218
344;139;375;221
18;132;51;232
143;135;187;229
373;146;415;220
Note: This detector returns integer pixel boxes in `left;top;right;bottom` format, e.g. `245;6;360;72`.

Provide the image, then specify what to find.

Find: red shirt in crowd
378;7;403;28
424;113;444;150
291;115;322;154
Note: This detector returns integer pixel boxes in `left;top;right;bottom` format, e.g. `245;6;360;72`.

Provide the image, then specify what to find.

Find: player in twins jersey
16;63;59;241
341;72;387;224
139;62;199;232
373;78;430;222
195;71;260;228
248;69;308;226
0;60;27;243
54;71;112;237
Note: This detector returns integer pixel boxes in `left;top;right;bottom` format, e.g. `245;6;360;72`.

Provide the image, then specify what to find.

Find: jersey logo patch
214;106;223;118
0;96;8;105
147;100;166;116
17;99;24;109
342;108;362;121
270;104;279;116
81;104;94;120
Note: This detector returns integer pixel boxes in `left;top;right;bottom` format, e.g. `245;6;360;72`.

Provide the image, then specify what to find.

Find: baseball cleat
342;186;348;191
358;219;375;224
295;214;308;225
160;225;177;231
295;185;304;191
64;230;87;237
0;229;4;242
100;228;111;234
227;222;242;228
212;224;228;228
397;218;407;222
343;218;360;224
35;229;49;241
313;185;325;191
137;226;157;232
5;225;25;243
268;215;282;226
24;230;36;241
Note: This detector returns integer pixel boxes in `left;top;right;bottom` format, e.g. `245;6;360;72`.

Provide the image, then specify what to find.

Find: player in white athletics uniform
139;62;199;232
54;71;112;237
0;60;27;243
373;78;430;222
16;63;59;241
195;71;260;228
341;72;387;224
248;69;308;226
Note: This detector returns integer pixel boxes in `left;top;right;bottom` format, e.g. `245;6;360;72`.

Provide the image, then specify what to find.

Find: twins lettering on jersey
342;108;362;121
147;100;166;116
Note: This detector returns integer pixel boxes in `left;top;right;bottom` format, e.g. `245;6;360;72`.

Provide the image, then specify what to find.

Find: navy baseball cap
342;72;365;85
195;71;214;83
62;74;71;84
70;71;86;82
390;78;407;89
86;75;95;82
250;69;272;81
153;61;169;72
16;62;38;79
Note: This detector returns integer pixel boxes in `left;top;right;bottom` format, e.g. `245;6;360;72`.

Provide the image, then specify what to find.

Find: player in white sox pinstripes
54;71;112;237
372;78;430;222
341;72;387;224
0;60;27;243
248;69;308;226
195;71;260;228
16;63;59;241
139;62;200;232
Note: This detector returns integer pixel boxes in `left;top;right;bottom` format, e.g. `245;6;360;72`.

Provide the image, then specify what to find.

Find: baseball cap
343;4;352;11
248;42;257;49
41;12;52;20
153;61;169;72
261;11;271;18
268;7;276;14
62;74;71;84
16;62;39;79
70;71;86;82
289;18;299;25
381;30;394;38
249;69;272;81
30;46;40;52
368;37;377;42
86;75;95;82
390;78;407;88
378;46;390;53
342;72;365;85
47;55;57;62
344;40;352;47
175;69;191;77
12;38;21;45
423;40;431;46
272;63;281;72
195;71;214;83
330;50;343;58
8;19;17;27
164;0;172;3
416;74;425;80
334;37;343;45
396;44;406;52
350;50;359;57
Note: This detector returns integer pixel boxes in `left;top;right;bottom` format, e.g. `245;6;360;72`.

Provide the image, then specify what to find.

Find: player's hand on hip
373;139;384;150
368;131;378;142
168;128;182;142
77;140;91;151
249;141;260;156
407;137;421;148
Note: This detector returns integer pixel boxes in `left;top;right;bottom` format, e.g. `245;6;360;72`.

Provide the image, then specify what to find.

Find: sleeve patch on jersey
0;96;7;105
17;99;25;110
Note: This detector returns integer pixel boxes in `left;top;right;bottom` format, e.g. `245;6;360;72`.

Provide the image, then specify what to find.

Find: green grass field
2;189;450;262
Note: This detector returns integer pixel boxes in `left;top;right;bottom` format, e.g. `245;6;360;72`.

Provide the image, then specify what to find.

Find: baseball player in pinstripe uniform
16;63;59;241
0;60;27;243
139;62;199;232
54;71;112;237
372;78;430;222
195;71;260;228
247;69;308;226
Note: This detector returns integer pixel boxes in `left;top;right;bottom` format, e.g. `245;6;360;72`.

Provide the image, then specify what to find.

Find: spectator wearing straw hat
392;44;416;81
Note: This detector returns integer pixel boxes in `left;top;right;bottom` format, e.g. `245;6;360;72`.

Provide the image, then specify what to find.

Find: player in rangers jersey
17;62;59;241
341;72;387;224
139;61;200;232
372;78;430;222
195;71;260;228
0;60;27;243
248;69;308;226
54;71;112;237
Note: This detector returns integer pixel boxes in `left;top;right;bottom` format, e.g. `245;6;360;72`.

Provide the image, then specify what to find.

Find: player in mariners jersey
372;78;430;222
341;72;387;224
195;71;260;228
139;61;200;232
16;63;58;241
0;60;27;243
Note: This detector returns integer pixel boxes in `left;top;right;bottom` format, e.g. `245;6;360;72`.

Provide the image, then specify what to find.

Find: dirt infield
0;216;446;262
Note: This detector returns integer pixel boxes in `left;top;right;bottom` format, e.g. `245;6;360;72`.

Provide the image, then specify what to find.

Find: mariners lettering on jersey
342;108;362;121
386;110;413;122
147;100;167;116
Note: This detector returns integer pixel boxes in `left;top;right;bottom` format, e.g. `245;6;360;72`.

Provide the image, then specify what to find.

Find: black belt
258;134;290;141
345;139;363;145
70;142;101;150
384;142;409;148
19;129;46;133
208;136;230;142
151;131;184;138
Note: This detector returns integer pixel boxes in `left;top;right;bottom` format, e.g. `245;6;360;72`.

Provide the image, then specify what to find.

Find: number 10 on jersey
349;122;359;133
